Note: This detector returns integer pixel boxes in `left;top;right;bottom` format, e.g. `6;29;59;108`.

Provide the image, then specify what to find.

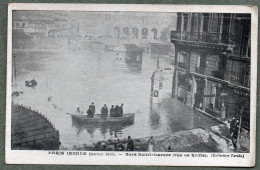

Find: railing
171;31;228;44
211;71;224;79
171;31;238;44
171;31;250;57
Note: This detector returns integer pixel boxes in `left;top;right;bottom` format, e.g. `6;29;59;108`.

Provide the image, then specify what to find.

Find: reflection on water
149;102;161;131
72;119;134;139
12;48;219;147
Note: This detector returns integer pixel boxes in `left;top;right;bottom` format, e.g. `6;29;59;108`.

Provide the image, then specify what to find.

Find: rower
75;107;82;115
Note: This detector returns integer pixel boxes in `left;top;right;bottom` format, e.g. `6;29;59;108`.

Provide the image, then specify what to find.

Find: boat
66;113;135;124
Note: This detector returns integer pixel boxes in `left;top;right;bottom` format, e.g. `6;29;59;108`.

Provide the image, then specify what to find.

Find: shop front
227;86;250;130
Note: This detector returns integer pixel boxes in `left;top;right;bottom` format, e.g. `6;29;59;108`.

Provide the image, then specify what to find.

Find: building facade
170;13;251;130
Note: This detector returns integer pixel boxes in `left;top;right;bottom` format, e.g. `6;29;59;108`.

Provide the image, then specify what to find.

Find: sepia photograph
5;4;257;166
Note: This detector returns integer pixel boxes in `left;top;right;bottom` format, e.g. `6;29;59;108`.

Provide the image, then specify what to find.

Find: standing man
101;104;108;118
231;120;240;149
230;117;237;135
114;105;119;117
110;105;115;117
126;136;134;151
89;102;95;118
118;103;124;117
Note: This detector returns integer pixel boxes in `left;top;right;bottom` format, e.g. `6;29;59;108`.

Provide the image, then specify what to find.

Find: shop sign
232;88;250;97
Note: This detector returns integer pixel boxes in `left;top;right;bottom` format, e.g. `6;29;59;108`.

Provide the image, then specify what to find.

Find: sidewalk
186;104;250;152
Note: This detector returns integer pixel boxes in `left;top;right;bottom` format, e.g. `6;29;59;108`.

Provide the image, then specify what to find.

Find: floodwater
12;48;219;148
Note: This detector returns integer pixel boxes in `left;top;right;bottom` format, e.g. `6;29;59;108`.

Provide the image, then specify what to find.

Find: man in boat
110;105;115;117
87;106;92;117
118;103;124;117
75;107;82;115
126;136;134;151
114;105;119;117
101;104;108;118
88;102;95;118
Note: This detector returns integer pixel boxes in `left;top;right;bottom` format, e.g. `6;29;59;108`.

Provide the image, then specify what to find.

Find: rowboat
66;113;135;124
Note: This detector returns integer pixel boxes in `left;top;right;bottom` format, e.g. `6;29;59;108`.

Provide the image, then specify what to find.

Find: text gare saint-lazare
48;151;244;158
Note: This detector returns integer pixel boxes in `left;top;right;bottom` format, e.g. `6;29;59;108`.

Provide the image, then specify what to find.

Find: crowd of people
75;102;124;118
94;136;134;151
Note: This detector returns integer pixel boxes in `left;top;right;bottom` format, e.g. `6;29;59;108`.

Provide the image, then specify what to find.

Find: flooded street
12;48;219;147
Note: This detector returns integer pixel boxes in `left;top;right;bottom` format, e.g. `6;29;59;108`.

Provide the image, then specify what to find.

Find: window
191;13;200;32
202;14;209;32
177;14;182;31
183;14;188;31
179;53;186;63
211;13;219;33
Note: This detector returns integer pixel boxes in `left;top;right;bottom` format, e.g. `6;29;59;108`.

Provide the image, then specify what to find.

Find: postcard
6;3;257;166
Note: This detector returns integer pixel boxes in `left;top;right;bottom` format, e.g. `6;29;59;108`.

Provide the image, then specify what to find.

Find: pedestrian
101;104;108;118
220;103;226;121
147;136;155;152
230;117;236;135
231;121;240;149
126;136;134;151
114;105;119;117
110;105;115;117
118;103;124;117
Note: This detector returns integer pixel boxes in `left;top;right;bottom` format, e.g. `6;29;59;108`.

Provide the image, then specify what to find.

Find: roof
152;69;165;81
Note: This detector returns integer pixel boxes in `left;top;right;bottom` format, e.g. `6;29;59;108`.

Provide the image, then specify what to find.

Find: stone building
170;13;251;130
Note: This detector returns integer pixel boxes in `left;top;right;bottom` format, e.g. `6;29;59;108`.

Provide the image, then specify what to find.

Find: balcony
232;44;250;57
171;31;229;44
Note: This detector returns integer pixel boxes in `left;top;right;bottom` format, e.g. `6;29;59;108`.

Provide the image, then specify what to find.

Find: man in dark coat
89;102;95;118
231;120;240;149
118;103;124;117
101;104;108;118
230;117;237;135
110;105;115;117
114;105;119;117
126;136;134;151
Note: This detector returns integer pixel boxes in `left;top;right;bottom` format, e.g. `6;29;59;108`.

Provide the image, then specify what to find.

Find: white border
6;3;258;167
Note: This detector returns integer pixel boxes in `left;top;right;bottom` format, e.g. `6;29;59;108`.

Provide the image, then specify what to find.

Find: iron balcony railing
171;31;229;44
171;31;250;57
